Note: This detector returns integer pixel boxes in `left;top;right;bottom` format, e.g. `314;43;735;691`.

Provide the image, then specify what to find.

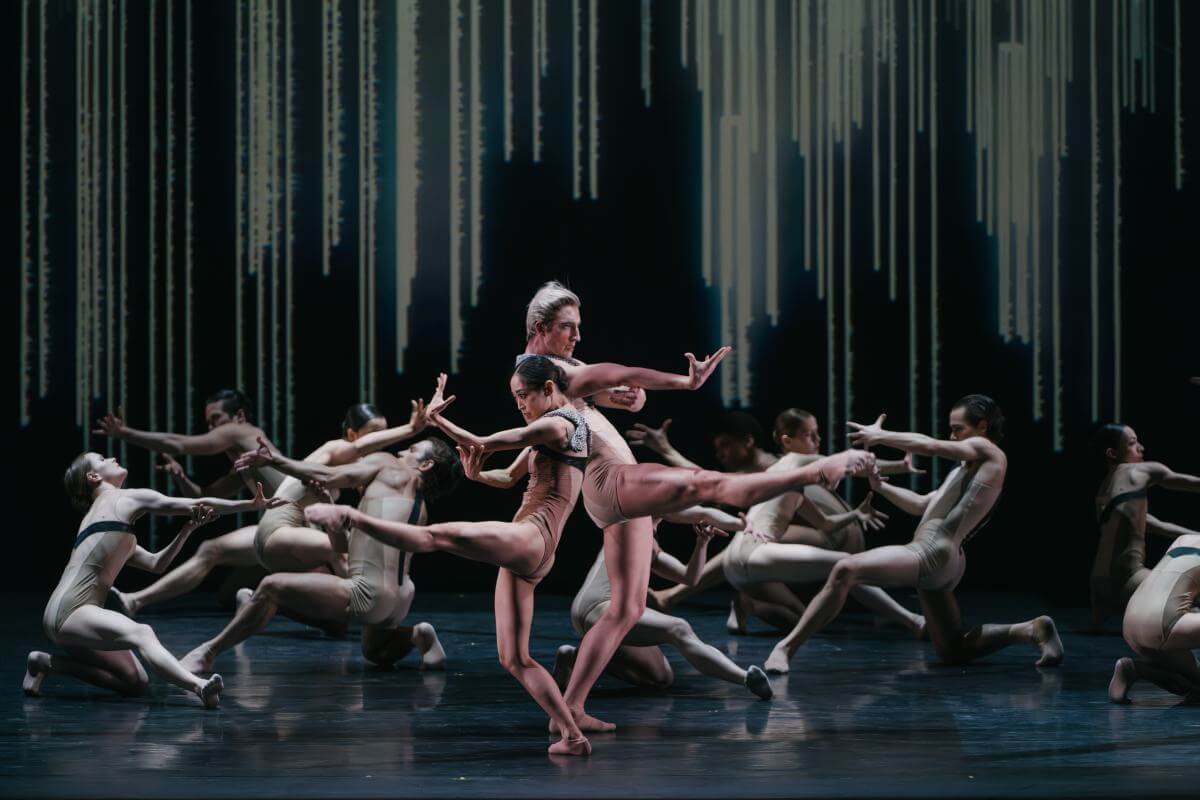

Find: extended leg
623;608;770;698
351;516;543;576
180;571;351;673
260;525;346;576
23;646;149;697
919;588;1063;668
111;527;259;616
493;569;590;756
764;545;922;673
613;463;828;521
53;606;221;706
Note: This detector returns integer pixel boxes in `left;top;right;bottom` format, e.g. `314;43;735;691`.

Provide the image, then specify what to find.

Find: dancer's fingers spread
876;413;887;426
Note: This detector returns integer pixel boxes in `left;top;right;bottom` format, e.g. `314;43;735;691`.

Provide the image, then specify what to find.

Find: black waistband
73;520;134;549
1166;546;1200;559
407;491;424;524
534;445;588;472
1098;489;1148;524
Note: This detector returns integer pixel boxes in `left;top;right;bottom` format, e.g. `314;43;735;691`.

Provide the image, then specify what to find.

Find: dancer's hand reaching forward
846;414;888;448
684;346;732;390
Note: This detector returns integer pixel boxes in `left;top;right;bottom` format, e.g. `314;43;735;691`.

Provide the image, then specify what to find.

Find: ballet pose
1090;424;1200;628
107;398;428;617
22;452;285;708
1109;531;1200;703
763;396;1064;674
516;282;872;735
554;514;775;700
177;437;460;676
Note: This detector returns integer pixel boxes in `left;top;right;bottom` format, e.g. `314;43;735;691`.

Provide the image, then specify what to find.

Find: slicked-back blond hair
524;281;580;340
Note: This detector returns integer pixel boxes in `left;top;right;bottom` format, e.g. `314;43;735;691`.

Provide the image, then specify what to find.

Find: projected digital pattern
15;0;1188;468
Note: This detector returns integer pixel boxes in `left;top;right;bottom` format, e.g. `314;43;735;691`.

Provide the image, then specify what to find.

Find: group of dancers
22;281;1200;755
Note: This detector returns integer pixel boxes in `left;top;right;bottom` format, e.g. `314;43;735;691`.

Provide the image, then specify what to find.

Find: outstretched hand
92;407;127;438
900;452;926;476
684;346;732;390
304;478;335;504
457;444;485;482
156;453;185;479
426;373;456;424
853;492;889;532
625;419;673;454
605;386;642;408
815;449;876;490
692;521;729;544
235;437;274;472
846;413;888;448
185;503;218;530
409;398;429;432
251;481;287;510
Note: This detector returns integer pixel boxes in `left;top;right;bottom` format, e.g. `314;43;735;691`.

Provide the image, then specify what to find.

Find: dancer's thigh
778;525;828;548
838;544;923;588
56;605;157;651
261;526;340;572
743;542;845;584
1136;645;1200;682
64;644;147;683
494;568;535;659
603;517;655;608
1164;612;1200;651
205;526;262;567
264;572;353;622
917;587;967;648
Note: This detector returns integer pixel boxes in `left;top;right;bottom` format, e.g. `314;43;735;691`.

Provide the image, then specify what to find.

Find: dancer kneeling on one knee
24;452;286;708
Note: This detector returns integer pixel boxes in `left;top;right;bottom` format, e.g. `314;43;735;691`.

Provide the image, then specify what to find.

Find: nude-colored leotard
904;463;1000;591
43;520;137;642
1122;540;1200;653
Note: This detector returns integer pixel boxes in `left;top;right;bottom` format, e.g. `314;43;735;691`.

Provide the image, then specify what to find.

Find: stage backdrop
7;0;1199;600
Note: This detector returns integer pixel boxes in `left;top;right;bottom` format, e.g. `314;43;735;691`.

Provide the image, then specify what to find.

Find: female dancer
177;437;458;676
554;516;775;700
1109;530;1200;703
762;397;1064;674
22;452;284;707
514;282;870;734
108;400;428;617
721;411;925;639
1090;424;1200;628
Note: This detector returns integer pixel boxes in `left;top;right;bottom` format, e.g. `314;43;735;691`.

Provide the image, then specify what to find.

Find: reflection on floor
6;591;1200;798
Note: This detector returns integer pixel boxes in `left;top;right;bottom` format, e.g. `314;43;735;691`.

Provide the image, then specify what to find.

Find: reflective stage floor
4;591;1199;798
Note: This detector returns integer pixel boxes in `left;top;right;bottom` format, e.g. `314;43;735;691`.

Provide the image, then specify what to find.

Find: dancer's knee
195;539;223;568
254;574;286;602
827;560;861;592
638;660;674;690
603;596;646;631
934;627;980;666
117;670;151;696
664;617;696;647
120;622;159;652
497;649;537;674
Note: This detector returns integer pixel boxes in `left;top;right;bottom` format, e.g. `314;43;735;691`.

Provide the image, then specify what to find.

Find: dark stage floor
4;590;1200;798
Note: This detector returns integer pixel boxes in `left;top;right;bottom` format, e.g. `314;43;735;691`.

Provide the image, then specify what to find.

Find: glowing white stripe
20;0;30;425
929;0;938;481
119;0;127;465
642;0;651;107
1176;0;1183;189
1089;0;1098;420
39;0;49;400
284;0;293;449
701;0;712;284
888;0;896;299
395;0;419;372
681;0;688;68
1112;0;1121;420
872;0;880;271
504;0;513;161
532;0;541;163
449;0;463;369
589;0;599;199
572;0;581;199
107;0;116;432
470;0;483;303
907;0;916;436
766;0;778;322
166;0;175;436
236;0;245;385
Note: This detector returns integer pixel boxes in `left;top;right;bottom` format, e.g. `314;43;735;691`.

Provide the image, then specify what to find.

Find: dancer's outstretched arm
865;469;934;517
1145;514;1200;539
94;409;259;456
848;414;999;463
156;455;245;498
1141;462;1200;493
877;453;926;477
594;386;647;413
563;347;731;399
794;491;889;533
660;505;746;532
122;481;283;519
649;524;724;586
239;447;387;490
460;447;531;490
625;419;704;470
320;399;430;466
126;505;218;573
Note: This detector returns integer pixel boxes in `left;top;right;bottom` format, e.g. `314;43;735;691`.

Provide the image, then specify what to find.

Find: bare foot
22;651;50;696
235;588;253;613
1108;657;1135;704
726;598;748;635
547;735;591;756
109;587;138;618
1032;616;1064;667
414;622;446;671
180;645;215;675
549;707;617;736
196;673;223;709
914;615;928;641
744;665;773;700
552;645;577;693
763;647;791;674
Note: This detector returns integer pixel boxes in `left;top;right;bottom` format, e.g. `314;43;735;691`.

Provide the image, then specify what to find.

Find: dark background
5;1;1199;605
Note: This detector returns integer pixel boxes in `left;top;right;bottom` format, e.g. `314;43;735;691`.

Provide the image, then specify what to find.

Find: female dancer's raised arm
124;505;218;574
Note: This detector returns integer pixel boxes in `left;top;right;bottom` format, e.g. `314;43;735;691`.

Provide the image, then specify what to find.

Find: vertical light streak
824;1;833;447
532;0;542;163
816;0;825;299
1051;0;1063;450
90;1;100;414
803;0;813;271
20;0;30;425
907;0;917;435
737;115;752;407
148;0;158;457
1089;0;1099;420
997;47;1009;340
504;0;513;161
747;0;759;152
75;1;83;429
572;0;582;199
872;0;880;271
916;0;923;132
368;0;378;401
284;0;293;449
1149;0;1155;113
236;0;245;386
106;0;115;434
119;0;127;466
395;0;419;372
589;0;599;199
717;116;734;404
271;0;282;437
253;0;265;426
449;0;463;370
359;0;368;393
166;0;175;439
791;0;799;142
642;0;652;107
320;1;330;275
470;0;483;304
701;0;712;284
1176;0;1183;189
888;0;896;299
766;0;778;323
1112;0;1121;420
929;0;939;481
38;0;50;400
681;0;688;68
842;1;853;471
